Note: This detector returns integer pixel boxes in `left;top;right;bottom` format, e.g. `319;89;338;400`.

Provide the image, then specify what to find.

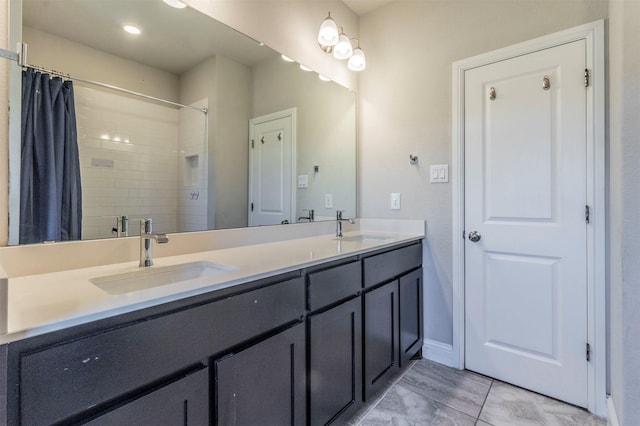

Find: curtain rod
0;43;208;114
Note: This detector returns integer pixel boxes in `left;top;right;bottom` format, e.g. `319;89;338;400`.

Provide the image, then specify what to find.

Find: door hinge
250;202;254;212
584;69;590;87
586;343;591;362
251;139;254;149
462;230;466;240
585;205;590;224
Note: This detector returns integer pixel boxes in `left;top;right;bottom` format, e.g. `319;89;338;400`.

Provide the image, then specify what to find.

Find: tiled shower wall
76;86;206;240
177;99;209;232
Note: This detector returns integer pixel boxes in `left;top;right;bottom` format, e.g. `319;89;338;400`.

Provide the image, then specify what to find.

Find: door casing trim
451;20;606;416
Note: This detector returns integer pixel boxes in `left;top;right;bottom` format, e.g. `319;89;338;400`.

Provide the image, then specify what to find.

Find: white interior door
248;109;295;226
464;40;588;407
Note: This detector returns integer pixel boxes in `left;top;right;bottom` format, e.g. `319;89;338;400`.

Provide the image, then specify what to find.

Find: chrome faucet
336;210;355;238
112;215;129;237
298;209;315;223
139;218;169;267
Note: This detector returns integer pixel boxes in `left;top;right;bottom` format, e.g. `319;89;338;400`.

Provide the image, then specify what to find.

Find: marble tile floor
348;358;606;426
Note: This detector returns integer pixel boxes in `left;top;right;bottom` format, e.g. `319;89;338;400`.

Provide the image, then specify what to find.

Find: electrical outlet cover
324;194;333;208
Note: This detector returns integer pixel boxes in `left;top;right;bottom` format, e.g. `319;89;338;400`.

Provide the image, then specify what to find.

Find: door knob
468;231;481;242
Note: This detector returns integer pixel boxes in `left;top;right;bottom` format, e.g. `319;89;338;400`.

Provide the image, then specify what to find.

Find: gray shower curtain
20;68;82;244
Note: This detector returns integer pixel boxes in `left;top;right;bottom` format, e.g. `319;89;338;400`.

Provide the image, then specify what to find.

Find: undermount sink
336;234;393;243
90;261;237;295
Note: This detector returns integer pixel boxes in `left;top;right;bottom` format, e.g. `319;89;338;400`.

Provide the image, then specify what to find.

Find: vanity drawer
363;242;422;288
307;261;361;311
19;276;305;425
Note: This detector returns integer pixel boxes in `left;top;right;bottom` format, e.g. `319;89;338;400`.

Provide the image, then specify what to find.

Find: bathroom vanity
0;221;424;425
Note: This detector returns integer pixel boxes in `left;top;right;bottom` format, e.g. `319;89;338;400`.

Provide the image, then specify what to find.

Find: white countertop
2;226;423;344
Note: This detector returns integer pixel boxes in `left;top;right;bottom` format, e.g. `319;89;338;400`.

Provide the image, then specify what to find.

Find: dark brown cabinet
1;240;424;426
363;280;400;401
308;297;362;425
86;368;209;426
362;242;423;401
307;260;363;425
399;268;423;368
215;323;306;426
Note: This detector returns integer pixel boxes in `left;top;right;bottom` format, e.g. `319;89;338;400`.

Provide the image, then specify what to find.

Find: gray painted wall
608;1;640;424
251;55;357;221
358;0;608;347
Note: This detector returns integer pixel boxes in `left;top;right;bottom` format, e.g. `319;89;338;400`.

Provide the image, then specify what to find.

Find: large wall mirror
8;0;356;245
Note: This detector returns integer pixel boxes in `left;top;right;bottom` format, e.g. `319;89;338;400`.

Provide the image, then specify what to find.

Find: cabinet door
86;368;209;426
363;281;399;401
399;268;423;367
215;323;305;426
309;297;362;425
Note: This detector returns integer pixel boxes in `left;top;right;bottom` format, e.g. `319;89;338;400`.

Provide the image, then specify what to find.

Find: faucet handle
140;218;152;234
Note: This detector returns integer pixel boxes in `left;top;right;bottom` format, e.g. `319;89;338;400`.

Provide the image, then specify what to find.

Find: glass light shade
348;47;366;71
317;15;339;47
299;64;313;72
333;34;353;60
123;24;142;35
162;0;187;8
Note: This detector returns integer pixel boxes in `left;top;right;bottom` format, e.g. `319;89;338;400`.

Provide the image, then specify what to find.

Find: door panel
464;40;588;407
214;323;305;426
363;281;399;401
249;111;294;226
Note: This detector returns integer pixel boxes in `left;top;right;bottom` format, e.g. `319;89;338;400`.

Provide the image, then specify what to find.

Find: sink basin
336;234;392;243
90;261;237;295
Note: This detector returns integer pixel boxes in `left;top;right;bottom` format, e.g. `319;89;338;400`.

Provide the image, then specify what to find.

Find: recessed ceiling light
281;54;295;62
299;64;312;72
162;0;187;8
123;24;142;35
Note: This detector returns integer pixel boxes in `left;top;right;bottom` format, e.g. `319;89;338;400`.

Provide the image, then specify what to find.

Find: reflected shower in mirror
9;0;356;245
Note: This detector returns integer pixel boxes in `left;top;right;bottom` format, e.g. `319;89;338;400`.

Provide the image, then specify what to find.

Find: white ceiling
22;0;277;75
342;0;396;16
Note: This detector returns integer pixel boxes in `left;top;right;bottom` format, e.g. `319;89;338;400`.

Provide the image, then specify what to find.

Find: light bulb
333;33;353;60
123;24;142;35
317;13;339;47
300;64;313;72
348;47;366;71
281;54;295;62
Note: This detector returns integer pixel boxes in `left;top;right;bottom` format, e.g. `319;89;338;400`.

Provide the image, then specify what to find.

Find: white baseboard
607;396;619;426
422;339;455;368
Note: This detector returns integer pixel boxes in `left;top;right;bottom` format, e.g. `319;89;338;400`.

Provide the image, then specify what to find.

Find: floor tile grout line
475;378;495;425
352;359;420;426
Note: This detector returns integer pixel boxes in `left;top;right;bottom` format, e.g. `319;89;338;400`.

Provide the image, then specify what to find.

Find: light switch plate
430;165;449;183
324;194;333;208
390;193;401;210
297;174;308;188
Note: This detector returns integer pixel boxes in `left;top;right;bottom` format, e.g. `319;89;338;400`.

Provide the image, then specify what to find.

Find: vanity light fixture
162;0;187;8
333;29;353;60
299;64;313;72
318;12;365;71
281;54;295;62
318;74;331;82
348;42;366;72
317;12;339;50
123;24;142;35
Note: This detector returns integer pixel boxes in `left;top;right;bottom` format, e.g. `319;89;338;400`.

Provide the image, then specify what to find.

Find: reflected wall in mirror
9;0;356;244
